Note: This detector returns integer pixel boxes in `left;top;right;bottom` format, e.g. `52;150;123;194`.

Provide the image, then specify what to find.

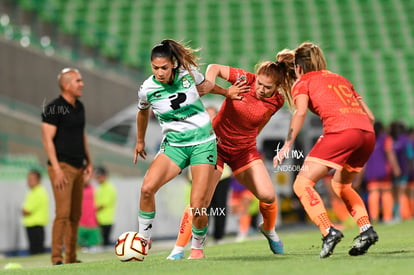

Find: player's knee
331;180;352;197
140;183;157;200
293;175;315;197
257;194;274;204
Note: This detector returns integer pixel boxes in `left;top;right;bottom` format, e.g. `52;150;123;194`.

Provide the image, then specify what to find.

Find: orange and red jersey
213;67;285;150
291;70;373;134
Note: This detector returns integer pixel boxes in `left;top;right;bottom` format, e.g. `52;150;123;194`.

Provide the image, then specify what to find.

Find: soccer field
2;220;413;275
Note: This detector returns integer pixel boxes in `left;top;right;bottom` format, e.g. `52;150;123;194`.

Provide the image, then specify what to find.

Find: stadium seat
7;0;414;126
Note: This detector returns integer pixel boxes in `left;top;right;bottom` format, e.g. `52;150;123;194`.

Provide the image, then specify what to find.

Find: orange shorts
216;145;262;175
306;129;375;172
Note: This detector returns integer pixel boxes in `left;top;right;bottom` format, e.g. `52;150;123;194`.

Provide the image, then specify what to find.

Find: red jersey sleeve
291;79;309;100
227;67;256;86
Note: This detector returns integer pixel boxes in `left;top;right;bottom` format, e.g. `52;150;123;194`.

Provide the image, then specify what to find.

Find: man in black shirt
41;68;92;265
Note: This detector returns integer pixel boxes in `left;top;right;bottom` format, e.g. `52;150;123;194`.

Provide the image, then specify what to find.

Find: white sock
191;234;206;249
138;210;155;239
360;224;372;233
261;226;280;242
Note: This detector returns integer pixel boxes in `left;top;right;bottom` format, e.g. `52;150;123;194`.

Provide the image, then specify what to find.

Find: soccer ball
115;232;149;261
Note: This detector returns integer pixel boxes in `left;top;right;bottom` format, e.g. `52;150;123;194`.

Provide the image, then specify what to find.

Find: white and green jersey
138;66;215;147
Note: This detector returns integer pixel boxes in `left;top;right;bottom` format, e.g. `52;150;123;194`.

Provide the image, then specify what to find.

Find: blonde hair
253;51;296;111
294;42;327;73
276;49;296;111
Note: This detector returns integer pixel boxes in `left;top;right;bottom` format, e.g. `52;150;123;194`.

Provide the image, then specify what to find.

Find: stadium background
0;0;413;254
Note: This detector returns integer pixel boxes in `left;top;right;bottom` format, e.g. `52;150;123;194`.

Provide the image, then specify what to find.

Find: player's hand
83;164;93;182
84;163;93;176
53;167;68;191
273;143;291;168
134;141;147;163
227;80;250;100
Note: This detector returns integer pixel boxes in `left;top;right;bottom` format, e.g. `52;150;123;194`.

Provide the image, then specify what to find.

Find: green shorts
160;138;217;170
78;227;102;247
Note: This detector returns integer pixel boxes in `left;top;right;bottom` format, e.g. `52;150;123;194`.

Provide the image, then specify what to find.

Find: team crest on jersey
182;77;191;89
236;75;247;82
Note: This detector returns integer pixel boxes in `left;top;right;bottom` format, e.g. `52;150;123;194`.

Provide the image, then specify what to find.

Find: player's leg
138;153;181;240
294;161;332;235
397;182;411;220
235;160;284;254
367;181;380;223
168;145;220;260
188;163;216;259
210;176;231;242
332;169;371;230
293;161;344;258
408;181;414;218
333;130;378;256
235;190;253;242
187;139;218;259
332;168;378;256
380;181;394;223
166;204;193;260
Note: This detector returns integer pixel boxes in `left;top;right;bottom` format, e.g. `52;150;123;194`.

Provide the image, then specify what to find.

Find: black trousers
26;226;45;255
208;176;231;241
100;224;113;246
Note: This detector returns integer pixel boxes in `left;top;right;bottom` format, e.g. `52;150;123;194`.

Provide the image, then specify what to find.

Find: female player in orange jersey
274;42;378;258
167;50;296;260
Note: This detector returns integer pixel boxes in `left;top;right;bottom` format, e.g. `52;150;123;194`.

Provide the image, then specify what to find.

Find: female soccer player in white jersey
134;39;220;259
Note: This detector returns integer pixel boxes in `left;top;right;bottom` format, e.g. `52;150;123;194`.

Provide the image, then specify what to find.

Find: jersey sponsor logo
305;186;320;206
207;155;214;163
169;92;187;110
179;212;190;234
153;91;162;98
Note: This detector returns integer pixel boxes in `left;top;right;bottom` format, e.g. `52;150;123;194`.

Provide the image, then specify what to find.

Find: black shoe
320;227;344;258
349;227;378;256
53;261;63;265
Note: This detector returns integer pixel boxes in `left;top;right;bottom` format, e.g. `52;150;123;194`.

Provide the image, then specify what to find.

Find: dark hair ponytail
151;39;199;77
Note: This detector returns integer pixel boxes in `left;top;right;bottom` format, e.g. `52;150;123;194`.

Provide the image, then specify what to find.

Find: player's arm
134;108;149;163
273;94;308;167
357;98;375;124
41;122;68;191
196;79;215;97
352;88;375;124
205;64;248;99
197;64;228;97
206;64;230;84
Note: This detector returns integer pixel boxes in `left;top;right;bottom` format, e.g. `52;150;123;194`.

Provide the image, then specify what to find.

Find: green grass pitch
1;220;413;274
